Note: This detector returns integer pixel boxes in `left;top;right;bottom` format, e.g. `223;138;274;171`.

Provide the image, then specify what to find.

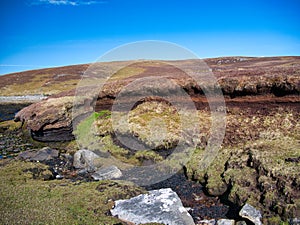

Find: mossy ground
0;160;145;224
0;120;22;132
1;102;299;224
186;107;300;222
74;104;299;223
74;101;210;168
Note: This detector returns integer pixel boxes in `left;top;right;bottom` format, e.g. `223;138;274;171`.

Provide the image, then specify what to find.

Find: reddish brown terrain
1;56;296;141
1;56;299;224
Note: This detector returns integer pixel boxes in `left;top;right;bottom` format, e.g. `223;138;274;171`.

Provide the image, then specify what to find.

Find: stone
197;219;216;225
235;221;247;225
15;96;75;141
216;219;235;225
91;165;122;181
289;218;300;225
30;147;59;162
18;147;59;162
18;150;35;160
111;188;195;225
55;174;64;179
73;149;100;172
239;203;262;225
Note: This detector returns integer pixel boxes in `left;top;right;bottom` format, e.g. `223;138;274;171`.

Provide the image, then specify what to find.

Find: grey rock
18;150;35;160
73;149;100;172
111;188;195;225
77;168;89;175
18;147;59;162
92;165;122;181
217;219;235;225
239;203;262;225
235;221;247;225
289;218;300;225
197;219;216;225
31;147;59;161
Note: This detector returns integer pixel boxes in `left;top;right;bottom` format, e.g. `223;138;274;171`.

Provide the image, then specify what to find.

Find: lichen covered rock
111;188;195;225
239;203;262;225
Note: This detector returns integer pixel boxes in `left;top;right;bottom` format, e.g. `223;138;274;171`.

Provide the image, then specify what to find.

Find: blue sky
0;0;299;75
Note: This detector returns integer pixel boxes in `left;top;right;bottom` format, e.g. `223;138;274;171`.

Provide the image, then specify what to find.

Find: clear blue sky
0;0;299;75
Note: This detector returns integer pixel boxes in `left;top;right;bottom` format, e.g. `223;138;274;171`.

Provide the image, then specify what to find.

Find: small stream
145;172;232;223
0;95;242;223
0;95;47;103
0;125;237;223
0;95;47;122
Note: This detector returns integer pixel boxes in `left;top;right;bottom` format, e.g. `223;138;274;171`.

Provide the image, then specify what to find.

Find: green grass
0;120;22;132
73;111;111;150
0;160;145;224
73;109;166;167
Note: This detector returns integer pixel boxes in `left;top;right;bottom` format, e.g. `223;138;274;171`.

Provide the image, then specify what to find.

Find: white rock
73;149;100;172
217;219;235;225
111;188;195;225
239;203;262;225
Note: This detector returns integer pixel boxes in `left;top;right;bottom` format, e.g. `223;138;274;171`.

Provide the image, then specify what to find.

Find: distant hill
1;56;299;97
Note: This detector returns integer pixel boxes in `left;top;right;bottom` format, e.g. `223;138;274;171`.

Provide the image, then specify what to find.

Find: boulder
18;147;59;162
91;165;122;181
239;203;262;225
111;188;195;225
289;218;300;225
73;149;100;172
235;221;247;225
197;219;216;225
216;219;235;225
15;96;74;142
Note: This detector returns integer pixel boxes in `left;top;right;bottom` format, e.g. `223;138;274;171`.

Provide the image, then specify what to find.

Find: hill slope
1;56;299;97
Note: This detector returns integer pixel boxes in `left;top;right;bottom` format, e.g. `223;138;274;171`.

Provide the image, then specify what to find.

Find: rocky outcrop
111;188;195;225
15;96;74;141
